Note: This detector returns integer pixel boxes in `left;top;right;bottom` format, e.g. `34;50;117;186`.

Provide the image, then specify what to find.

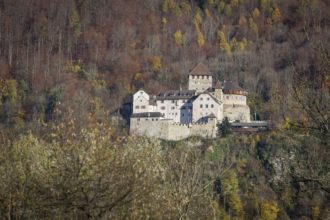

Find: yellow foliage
162;17;167;25
162;0;181;16
152;56;162;72
1;79;17;102
194;11;202;25
230;37;239;51
249;18;258;37
66;60;82;74
260;0;270;10
94;97;101;113
312;206;320;220
221;171;244;217
298;0;319;7
219;1;226;12
197;29;205;47
162;0;171;13
238;38;248;50
173;4;181;17
272;6;282;23
174;30;183;45
180;2;191;13
260;201;279;220
252;8;260;20
224;4;232;16
134;72;143;80
255;134;261;142
69;9;81;37
229;193;243;216
217;30;231;54
230;0;239;8
208;0;215;4
205;9;211;17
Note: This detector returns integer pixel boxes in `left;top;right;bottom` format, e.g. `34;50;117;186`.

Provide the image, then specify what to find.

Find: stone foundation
130;118;217;140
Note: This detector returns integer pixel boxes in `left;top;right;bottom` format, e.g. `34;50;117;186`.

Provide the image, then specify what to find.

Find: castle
130;63;251;140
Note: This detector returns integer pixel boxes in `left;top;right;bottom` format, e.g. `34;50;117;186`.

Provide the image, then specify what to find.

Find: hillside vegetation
0;0;329;219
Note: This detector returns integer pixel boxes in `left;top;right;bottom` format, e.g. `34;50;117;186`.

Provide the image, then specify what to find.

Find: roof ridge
189;63;212;76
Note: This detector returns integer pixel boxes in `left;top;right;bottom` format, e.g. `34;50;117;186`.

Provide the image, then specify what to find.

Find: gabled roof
188;63;212;76
221;80;244;91
131;112;163;118
149;98;157;106
208;94;222;105
194;92;222;105
208;113;217;118
156;90;196;100
214;81;222;89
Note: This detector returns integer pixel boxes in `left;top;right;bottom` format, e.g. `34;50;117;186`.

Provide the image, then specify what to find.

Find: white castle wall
192;93;223;122
130;118;170;139
133;90;150;113
188;75;213;93
223;104;251;122
130;118;217;141
156;99;192;123
223;94;247;105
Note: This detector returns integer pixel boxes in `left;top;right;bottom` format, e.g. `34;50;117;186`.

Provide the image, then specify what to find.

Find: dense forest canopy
0;0;329;124
0;0;329;219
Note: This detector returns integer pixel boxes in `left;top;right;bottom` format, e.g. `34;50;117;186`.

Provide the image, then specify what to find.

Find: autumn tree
217;30;231;54
174;30;183;45
287;45;330;195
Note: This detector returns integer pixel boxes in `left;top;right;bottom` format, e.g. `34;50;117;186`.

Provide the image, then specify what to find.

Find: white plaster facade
192;93;223;123
188;75;213;92
133;90;151;113
130;63;251;140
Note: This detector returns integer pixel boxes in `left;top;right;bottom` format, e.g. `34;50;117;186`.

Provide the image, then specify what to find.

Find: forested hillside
0;0;329;219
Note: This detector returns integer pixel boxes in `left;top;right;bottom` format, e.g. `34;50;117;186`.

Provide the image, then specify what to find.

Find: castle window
161;106;166;110
152;118;154;121
206;104;208;108
207;97;210;100
207;76;209;79
200;104;203;108
137;118;140;121
200;97;203;101
192;75;195;79
172;100;175;103
161;100;164;103
171;107;175;110
135;106;140;109
182;113;184;116
197;76;200;79
211;104;214;108
145;118;149;121
141;105;146;109
226;96;229;99
202;76;204;79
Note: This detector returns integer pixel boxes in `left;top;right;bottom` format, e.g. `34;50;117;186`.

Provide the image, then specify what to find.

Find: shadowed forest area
0;0;329;219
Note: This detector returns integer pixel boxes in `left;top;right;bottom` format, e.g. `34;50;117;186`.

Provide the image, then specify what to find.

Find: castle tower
188;63;213;93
